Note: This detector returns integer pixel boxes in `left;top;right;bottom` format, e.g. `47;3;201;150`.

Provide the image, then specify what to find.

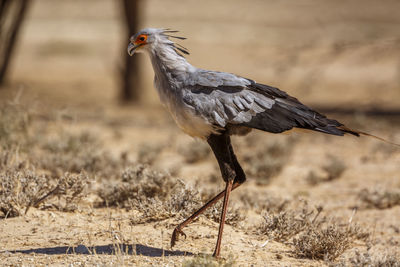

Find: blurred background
1;0;400;113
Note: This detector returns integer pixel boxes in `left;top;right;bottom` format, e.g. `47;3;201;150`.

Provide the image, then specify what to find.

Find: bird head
127;28;189;57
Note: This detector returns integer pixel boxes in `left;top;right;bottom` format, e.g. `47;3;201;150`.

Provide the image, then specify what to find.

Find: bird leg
213;178;233;257
170;181;241;248
208;133;237;257
171;133;245;257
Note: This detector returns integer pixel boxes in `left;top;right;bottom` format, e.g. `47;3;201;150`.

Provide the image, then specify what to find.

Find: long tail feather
338;126;400;147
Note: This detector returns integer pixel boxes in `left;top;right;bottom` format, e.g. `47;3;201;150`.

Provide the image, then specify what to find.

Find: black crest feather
162;29;190;57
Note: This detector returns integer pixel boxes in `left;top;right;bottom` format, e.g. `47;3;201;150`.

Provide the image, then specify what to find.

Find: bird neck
148;43;194;83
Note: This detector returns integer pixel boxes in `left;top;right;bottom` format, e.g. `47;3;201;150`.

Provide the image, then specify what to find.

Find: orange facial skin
135;34;148;45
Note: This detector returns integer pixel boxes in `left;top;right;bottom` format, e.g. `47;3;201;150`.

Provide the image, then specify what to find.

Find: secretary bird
127;28;398;257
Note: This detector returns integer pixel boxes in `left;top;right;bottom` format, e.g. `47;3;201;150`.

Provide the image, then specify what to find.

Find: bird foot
171;226;186;248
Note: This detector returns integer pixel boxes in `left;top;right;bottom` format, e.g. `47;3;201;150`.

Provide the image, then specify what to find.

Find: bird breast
173;106;219;139
154;75;218;139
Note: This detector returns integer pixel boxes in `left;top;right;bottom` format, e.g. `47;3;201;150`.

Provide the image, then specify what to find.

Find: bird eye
136;34;147;43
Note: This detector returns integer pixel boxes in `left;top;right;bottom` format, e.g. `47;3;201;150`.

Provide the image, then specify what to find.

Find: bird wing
182;70;358;136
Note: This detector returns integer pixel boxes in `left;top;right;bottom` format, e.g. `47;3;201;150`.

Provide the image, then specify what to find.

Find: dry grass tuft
256;203;368;261
0;167;51;217
40;172;91;212
97;164;176;208
132;180;203;224
182;254;236;267
292;224;360;261
164;183;203;218
306;155;347;185
0;167;91;217
257;205;319;242
348;249;400;267
358;188;400;209
98;164;203;224
322;156;347;181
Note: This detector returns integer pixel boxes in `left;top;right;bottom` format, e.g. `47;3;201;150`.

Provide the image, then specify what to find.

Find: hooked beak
127;42;140;56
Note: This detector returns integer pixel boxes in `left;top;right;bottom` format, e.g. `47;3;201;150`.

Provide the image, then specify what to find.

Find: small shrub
0;167;51;217
41;172;91;212
306;155;346;185
349;249;400;267
165;183;203;219
0;167;90;217
98;164;203;224
98;164;178;208
256;205;319;242
323;156;346;181
358;188;400;209
293;224;360;261
131;181;203;224
256;203;368;261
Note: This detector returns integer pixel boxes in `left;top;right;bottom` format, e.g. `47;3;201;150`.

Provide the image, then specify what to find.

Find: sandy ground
1;0;400;266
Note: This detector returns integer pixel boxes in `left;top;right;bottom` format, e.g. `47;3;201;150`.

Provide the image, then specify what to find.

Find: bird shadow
6;243;193;257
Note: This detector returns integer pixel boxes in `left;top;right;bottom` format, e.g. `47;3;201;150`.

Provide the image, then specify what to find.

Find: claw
171;227;187;248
